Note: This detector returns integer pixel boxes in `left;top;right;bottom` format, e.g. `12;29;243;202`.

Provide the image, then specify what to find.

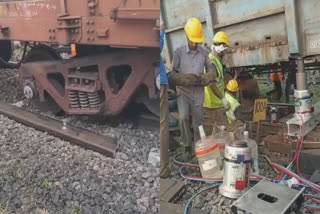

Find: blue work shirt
160;31;168;85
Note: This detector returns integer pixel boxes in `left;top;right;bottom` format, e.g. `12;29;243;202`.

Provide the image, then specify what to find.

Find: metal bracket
0;25;9;35
57;16;82;43
88;0;98;16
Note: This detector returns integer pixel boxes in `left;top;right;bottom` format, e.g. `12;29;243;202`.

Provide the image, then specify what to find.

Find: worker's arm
208;82;223;99
167;49;201;87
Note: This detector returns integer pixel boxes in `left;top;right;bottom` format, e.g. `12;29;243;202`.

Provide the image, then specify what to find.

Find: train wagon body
0;0;160;116
161;0;320;68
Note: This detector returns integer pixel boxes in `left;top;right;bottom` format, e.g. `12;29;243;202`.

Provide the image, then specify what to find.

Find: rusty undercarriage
0;0;160;116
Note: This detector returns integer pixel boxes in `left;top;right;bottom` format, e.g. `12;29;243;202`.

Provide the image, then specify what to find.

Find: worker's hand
201;72;216;86
226;111;236;121
222;98;230;109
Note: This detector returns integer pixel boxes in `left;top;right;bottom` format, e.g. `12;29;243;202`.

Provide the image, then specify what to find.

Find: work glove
200;71;216;86
168;72;201;87
221;98;230;109
226;111;236;121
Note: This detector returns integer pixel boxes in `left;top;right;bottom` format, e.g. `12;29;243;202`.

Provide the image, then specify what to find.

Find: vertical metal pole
296;57;306;90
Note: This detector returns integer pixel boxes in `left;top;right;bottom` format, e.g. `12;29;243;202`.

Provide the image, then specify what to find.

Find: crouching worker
225;79;240;124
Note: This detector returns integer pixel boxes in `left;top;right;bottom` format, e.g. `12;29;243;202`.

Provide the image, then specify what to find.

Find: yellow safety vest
225;92;240;123
203;53;225;109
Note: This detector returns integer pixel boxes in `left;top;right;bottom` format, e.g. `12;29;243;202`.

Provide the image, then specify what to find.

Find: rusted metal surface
19;48;158;115
160;179;185;203
0;0;160;48
135;113;159;131
0;1;160;116
0;101;118;157
264;134;291;155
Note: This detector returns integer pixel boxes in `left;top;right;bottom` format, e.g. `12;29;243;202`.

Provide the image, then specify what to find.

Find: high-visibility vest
225;92;240;124
203;53;225;109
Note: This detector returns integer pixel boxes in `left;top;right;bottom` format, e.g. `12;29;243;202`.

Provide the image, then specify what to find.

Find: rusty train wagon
0;0;160;116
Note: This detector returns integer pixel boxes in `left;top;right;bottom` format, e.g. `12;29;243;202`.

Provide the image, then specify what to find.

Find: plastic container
195;126;223;178
213;126;232;158
243;131;259;175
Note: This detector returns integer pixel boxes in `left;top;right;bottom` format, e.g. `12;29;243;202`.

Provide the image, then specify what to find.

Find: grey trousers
177;94;204;149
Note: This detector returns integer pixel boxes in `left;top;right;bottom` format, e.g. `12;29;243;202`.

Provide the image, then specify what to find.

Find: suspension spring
69;90;80;108
78;91;90;109
88;92;101;108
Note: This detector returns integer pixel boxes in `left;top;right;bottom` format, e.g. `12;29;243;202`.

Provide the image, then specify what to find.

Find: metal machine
0;0;160;116
231;180;305;214
219;140;252;199
287;58;316;137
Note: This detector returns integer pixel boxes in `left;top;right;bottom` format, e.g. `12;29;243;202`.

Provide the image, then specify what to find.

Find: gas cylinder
219;140;252;199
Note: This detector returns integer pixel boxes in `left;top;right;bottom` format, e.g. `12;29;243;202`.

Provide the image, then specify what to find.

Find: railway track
0;101;118;157
0;101;159;158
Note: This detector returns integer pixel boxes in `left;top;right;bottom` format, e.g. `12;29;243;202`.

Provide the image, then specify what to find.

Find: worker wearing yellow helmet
203;31;232;133
167;18;223;161
225;79;240;123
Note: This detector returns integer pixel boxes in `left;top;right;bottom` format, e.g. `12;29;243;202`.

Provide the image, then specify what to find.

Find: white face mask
212;44;228;53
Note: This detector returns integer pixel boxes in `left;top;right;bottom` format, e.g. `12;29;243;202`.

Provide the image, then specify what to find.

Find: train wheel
141;97;160;117
23;45;63;115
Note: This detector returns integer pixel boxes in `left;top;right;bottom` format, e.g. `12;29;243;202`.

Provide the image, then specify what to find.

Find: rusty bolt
91;29;94;33
49;36;52;40
75;29;79;34
88;2;95;7
49;28;52;32
52;36;55;40
75;20;79;24
87;20;90;25
58;21;62;25
53;29;56;33
90;20;94;25
87;37;90;41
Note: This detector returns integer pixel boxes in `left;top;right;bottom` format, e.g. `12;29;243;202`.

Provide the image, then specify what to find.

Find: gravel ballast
0;64;160;213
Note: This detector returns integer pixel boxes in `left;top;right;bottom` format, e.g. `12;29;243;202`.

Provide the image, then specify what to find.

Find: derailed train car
162;0;320;68
0;0;160;116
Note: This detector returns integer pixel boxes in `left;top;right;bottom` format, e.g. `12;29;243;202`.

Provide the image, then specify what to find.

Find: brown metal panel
0;0;160;47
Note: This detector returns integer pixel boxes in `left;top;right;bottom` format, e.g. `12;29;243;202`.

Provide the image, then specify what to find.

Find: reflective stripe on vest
204;53;225;109
225;92;240;123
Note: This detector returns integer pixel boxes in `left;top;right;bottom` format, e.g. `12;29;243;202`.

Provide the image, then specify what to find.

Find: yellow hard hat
226;80;239;92
213;31;229;47
184;18;204;43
